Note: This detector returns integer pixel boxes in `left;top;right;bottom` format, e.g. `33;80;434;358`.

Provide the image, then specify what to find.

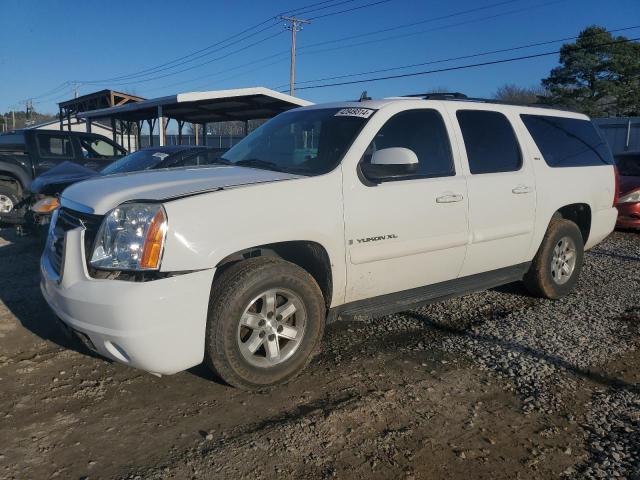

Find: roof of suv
299;94;588;120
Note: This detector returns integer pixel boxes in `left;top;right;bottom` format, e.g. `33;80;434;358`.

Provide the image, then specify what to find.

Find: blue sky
0;0;639;114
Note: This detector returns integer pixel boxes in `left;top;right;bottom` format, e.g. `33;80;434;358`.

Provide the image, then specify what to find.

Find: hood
619;175;640;196
61;166;301;214
29;161;99;195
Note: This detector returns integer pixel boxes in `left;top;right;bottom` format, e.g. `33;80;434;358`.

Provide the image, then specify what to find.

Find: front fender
160;173;347;306
0;156;33;190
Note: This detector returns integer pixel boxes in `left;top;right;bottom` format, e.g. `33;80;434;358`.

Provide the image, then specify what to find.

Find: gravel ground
0;228;638;479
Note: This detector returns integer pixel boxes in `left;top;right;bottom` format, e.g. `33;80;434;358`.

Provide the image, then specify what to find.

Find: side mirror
361;147;419;183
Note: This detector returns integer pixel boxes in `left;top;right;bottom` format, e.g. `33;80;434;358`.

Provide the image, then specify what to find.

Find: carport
76;87;313;151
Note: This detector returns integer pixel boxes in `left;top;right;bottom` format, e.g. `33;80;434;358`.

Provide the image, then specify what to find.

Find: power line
15;0;367;101
282;24;640;88
98;30;287;87
308;0;393;20
298;0;566;57
297;0;523;52
289;37;640;91
145;0;541;95
83;0;355;83
78;0;381;85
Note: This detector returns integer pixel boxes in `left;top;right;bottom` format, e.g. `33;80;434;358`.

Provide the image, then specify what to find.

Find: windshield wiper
234;158;282;172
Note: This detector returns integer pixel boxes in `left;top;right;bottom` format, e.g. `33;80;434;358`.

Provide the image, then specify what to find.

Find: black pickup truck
0;129;126;223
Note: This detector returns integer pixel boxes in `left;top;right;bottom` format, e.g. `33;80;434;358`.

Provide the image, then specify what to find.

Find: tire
205;257;326;390
523;218;584;299
0;183;21;217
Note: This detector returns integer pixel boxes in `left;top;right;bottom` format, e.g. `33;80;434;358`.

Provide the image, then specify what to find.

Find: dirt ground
0;228;638;480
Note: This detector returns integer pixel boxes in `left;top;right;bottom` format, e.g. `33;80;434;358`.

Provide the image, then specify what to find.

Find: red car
615;152;640;229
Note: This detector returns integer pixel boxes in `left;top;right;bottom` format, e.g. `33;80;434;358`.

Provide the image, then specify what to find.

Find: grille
47;208;103;277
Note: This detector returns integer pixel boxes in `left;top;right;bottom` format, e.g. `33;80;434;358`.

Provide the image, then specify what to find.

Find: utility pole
11;110;15;130
72;82;80;99
280;16;310;97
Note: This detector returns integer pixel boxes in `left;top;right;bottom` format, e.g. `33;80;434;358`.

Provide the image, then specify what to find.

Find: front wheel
205;257;325;390
0;184;20;217
523;218;584;299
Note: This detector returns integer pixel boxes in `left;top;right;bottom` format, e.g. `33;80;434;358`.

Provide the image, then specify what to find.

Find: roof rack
402;91;575;112
403;92;468;100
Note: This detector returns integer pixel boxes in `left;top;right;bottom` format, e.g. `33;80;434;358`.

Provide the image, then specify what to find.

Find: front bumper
40;227;216;375
616;202;640;229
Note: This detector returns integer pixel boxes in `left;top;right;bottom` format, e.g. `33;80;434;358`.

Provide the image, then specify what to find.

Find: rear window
0;133;25;149
456;110;522;174
521;115;614;167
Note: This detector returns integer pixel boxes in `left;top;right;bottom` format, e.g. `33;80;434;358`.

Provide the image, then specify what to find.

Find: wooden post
59;107;64;131
136;121;142;151
110;117;117;147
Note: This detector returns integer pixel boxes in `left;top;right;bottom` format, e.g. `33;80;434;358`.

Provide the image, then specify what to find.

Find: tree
542;26;640;116
0;110;56;130
493;84;546;104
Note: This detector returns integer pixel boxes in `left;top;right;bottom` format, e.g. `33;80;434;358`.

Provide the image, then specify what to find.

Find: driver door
342;107;469;303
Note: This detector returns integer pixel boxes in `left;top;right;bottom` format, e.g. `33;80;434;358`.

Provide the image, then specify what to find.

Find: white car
41;94;618;389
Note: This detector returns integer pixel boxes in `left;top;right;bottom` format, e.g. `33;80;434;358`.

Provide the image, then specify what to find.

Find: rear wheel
523;218;584;299
205;257;325;390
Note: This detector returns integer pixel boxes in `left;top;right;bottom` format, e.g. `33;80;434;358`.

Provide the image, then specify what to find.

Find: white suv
41;94;618;389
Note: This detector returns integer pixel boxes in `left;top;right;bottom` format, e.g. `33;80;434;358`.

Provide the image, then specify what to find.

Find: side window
79;137;123;159
362;109;454;180
456;110;522;174
520;114;614;167
37;134;74;159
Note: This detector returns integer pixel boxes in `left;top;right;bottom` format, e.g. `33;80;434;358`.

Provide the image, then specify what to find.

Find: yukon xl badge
350;234;398;245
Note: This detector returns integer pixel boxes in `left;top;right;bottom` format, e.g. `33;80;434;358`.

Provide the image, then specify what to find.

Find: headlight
31;196;60;214
90;203;168;271
619;189;640;204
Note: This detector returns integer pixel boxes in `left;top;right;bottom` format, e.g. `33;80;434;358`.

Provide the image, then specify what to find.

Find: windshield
616;154;640;176
101;149;175;175
221;107;373;175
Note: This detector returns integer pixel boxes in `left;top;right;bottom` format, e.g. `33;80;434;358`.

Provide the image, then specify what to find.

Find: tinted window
37;134;74;158
101;149;173;175
615;154;640;176
79;137;123;159
0;133;25;148
457;110;522;174
362;109;454;179
521;115;614;167
164;150;223;168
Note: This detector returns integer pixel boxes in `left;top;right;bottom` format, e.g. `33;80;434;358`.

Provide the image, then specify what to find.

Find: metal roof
76;87;313;123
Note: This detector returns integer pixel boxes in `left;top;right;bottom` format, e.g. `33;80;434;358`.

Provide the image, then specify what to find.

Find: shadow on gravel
404;311;640;395
0;229;95;359
587;250;640;262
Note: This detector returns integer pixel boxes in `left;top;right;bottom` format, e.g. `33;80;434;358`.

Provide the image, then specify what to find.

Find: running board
329;263;530;321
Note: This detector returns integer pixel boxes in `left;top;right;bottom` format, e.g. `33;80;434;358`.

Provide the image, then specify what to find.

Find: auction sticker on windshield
335;108;375;118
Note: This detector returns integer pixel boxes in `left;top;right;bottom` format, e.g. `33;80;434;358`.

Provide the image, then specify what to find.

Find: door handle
512;185;533;194
436;193;464;203
84;162;100;169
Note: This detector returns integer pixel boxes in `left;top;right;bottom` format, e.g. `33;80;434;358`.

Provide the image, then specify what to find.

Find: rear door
33;132;76;175
449;107;537;277
342;105;469;302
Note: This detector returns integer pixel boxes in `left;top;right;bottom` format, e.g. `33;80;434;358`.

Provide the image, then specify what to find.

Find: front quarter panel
160;173;346;306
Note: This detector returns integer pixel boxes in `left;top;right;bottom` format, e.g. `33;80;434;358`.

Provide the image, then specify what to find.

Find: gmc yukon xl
40;94;618;390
